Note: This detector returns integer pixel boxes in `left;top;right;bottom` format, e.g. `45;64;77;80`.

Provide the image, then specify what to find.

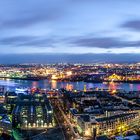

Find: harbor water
0;78;140;92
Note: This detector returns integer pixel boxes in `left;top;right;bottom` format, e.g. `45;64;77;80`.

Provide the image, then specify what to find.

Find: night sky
0;0;140;63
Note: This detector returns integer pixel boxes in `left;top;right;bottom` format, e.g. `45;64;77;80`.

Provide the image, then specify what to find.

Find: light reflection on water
0;79;140;92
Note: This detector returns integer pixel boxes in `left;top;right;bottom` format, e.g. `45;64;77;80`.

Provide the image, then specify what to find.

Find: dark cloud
0;36;35;45
0;11;62;29
69;36;140;48
121;19;140;31
0;0;65;29
2;35;140;49
0;36;55;47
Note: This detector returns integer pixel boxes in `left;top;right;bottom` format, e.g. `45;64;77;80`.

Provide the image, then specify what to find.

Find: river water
0;78;140;92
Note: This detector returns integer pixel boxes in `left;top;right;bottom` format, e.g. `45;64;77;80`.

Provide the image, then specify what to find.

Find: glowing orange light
66;71;72;76
51;75;58;80
51;80;57;89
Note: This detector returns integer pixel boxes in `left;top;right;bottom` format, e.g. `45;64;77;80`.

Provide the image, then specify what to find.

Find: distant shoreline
0;77;43;81
50;78;140;83
84;80;140;84
0;76;140;84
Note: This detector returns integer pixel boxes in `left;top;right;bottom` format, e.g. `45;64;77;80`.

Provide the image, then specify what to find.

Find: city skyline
1;0;140;63
0;1;140;138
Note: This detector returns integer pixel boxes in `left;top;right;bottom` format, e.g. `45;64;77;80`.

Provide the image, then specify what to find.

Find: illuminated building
0;105;12;135
11;94;55;129
84;84;87;92
51;75;58;80
66;71;72;76
0;115;12;135
108;74;123;82
76;112;139;137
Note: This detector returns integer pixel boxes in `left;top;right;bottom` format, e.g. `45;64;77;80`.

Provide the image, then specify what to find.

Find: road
51;91;83;140
53;109;66;140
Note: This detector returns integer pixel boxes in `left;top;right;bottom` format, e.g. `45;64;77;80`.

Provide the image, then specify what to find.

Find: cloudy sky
0;0;140;63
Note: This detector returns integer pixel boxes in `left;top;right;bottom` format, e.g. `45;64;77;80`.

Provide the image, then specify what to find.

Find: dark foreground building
6;93;54;130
